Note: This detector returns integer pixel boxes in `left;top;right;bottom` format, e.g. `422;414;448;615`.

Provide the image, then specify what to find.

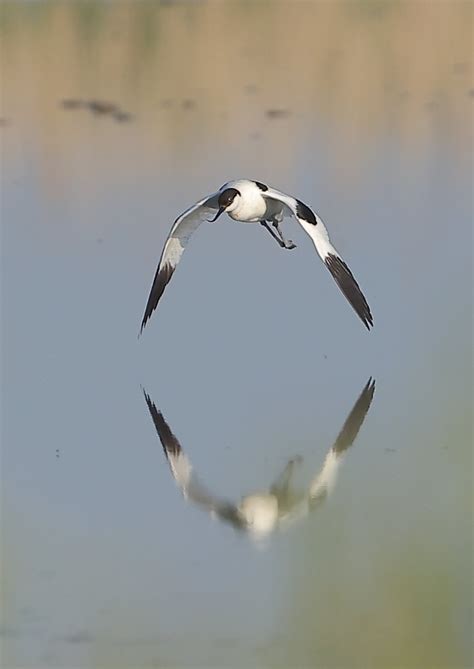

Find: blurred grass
1;1;472;149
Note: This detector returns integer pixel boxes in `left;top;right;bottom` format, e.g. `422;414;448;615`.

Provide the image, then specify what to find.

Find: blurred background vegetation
1;1;472;162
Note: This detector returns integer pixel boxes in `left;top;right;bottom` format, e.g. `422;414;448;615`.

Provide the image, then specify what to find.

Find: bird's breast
229;195;267;223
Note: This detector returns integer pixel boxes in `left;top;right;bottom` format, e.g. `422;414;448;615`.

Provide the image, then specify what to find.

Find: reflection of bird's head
238;494;279;535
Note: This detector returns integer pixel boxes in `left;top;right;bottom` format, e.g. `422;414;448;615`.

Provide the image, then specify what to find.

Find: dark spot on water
424;99;438;112
452;62;468;75
468;89;474;98
113;110;133;122
88;100;117;115
265;108;291;119
295;200;317;225
61;99;84;110
254;181;268;191
398;90;410;102
182;99;196;110
63;630;94;644
244;84;259;95
0;625;19;639
60;98;133;122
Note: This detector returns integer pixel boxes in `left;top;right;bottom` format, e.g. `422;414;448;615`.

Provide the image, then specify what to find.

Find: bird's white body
223;179;272;222
237;494;279;535
140;178;373;332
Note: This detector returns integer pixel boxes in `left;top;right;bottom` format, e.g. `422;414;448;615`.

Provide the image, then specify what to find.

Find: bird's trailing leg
272;220;296;250
260;220;296;250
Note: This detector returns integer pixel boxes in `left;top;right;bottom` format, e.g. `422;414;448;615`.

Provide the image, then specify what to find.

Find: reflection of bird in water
139;179;373;334
142;378;375;538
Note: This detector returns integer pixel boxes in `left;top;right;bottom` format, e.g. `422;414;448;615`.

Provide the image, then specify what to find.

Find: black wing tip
361;377;376;405
139;263;174;336
331;376;376;455
354;376;376;416
362;316;374;331
325;254;374;331
142;386;159;418
139;301;157;336
364;310;374;331
142;388;181;458
139;315;149;337
365;377;376;394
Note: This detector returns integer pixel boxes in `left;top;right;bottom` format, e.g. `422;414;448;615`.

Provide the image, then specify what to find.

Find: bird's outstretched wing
308;377;375;505
262;187;373;330
142;390;242;528
140;192;220;333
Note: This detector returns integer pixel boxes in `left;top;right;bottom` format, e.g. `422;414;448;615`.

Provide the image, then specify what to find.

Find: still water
1;2;472;668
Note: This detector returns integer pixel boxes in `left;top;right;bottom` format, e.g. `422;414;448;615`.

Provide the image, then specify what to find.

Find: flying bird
142;378;375;538
140;179;373;333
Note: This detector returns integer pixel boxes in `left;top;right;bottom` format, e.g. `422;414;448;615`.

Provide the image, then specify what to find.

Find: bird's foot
284;240;297;250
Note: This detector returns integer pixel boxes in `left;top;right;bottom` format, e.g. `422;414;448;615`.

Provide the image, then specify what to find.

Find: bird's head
208;188;241;222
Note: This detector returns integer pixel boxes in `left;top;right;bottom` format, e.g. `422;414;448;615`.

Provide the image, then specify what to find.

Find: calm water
1;2;472;668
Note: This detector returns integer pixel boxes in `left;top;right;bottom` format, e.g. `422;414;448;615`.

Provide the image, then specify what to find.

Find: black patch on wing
325;254;374;330
254;181;268;191
296;199;317;225
332;378;375;454
140;261;174;334
143;389;182;458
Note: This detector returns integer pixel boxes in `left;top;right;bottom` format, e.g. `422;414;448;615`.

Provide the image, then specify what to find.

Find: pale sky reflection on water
1;2;472;668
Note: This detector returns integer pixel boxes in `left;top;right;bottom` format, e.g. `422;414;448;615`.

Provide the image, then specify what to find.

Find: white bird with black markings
140;179;373;333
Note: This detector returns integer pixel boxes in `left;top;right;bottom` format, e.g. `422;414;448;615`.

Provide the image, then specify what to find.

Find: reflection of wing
331;377;376;455
308;377;375;504
140;191;220;333
142;390;242;528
